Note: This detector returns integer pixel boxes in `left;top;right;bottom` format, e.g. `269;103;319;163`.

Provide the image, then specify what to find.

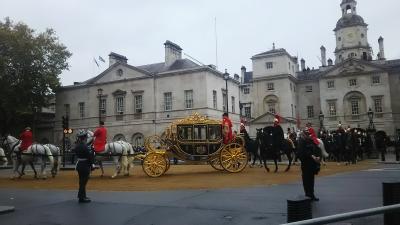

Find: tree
0;17;72;135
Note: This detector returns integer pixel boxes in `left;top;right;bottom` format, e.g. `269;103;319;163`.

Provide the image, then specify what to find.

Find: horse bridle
3;136;21;153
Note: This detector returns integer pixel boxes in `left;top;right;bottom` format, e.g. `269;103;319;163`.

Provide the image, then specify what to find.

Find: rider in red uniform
93;121;107;153
222;113;233;144
19;127;33;152
306;122;320;146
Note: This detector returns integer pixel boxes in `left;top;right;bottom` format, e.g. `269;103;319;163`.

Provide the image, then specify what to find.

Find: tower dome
334;14;367;31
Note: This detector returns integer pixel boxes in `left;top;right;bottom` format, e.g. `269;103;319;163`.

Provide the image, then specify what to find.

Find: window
307;105;314;118
134;95;142;113
78;102;85;118
116;96;124;113
372;76;380;84
306;85;313;92
212;90;217;109
184;90;193;109
243;87;250;94
328;101;337;116
222;93;227;112
327;81;335;89
231;96;235;113
164;92;172;111
266;62;273;69
64;104;70;117
288;62;291;69
290;83;292;91
349;79;357;86
338;37;342;41
267;82;274;91
268;103;276;114
351;100;359;115
117;69;123;76
374;98;383;113
244;107;251;118
100;98;106;115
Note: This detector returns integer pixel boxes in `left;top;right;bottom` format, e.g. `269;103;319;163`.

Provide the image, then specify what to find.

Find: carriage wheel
209;157;224;171
220;143;248;173
142;152;167;177
144;135;165;152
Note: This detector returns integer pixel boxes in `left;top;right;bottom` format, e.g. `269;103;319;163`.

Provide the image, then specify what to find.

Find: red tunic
93;126;107;152
222;116;233;144
307;127;320;145
19;130;33;152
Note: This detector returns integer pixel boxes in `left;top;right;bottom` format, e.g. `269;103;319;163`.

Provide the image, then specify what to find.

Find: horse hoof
285;168;290;172
42;177;47;180
274;170;278;173
111;176;116;179
124;173;129;176
266;168;270;172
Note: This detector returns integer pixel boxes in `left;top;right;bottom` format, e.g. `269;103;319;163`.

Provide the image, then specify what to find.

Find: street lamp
223;69;229;115
318;111;324;136
367;107;374;130
97;88;103;124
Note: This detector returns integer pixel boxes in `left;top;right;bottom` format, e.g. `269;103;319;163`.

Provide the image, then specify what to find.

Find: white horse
3;135;54;179
44;144;61;177
0;147;8;167
317;138;329;166
87;131;129;178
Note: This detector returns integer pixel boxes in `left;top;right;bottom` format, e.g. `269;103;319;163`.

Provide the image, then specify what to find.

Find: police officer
74;130;94;203
298;129;321;201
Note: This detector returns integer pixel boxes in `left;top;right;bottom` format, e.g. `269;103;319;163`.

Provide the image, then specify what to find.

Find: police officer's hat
76;129;87;138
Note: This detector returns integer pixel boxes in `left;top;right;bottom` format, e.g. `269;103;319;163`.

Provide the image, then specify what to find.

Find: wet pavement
0;162;399;225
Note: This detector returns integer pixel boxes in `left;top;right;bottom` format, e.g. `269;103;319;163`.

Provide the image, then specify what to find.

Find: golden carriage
141;113;248;177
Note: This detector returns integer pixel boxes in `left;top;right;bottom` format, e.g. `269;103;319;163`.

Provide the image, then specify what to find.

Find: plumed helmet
76;129;87;138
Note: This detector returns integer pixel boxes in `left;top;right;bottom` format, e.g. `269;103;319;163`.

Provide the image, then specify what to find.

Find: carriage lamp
223;69;229;115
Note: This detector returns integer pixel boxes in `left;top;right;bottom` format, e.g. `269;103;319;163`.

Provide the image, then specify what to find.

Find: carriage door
178;125;193;155
193;125;207;155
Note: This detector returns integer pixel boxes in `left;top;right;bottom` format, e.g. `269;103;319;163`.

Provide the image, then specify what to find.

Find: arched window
264;95;279;115
346;5;352;14
131;133;144;147
113;134;126;141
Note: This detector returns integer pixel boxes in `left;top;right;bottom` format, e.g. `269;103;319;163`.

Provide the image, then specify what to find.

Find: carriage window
208;125;222;140
178;126;193;140
194;125;207;140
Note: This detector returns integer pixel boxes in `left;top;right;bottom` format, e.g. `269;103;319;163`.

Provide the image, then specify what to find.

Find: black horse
241;131;262;167
258;126;295;172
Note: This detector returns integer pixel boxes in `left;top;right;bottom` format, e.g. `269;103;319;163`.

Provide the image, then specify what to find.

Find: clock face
347;32;355;44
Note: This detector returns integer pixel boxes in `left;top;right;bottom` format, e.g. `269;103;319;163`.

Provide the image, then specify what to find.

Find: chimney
378;36;385;60
241;66;246;78
300;58;305;71
320;46;327;67
328;58;333;66
164;40;182;66
108;52;128;67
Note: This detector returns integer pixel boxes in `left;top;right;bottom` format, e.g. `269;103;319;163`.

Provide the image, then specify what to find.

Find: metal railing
282;204;400;225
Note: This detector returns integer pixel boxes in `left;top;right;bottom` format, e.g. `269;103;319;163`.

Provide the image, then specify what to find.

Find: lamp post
318;111;324;137
223;69;229;115
367;107;375;130
97;88;103;124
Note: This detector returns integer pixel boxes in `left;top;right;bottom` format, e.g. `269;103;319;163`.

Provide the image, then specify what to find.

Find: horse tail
43;145;54;166
317;138;329;158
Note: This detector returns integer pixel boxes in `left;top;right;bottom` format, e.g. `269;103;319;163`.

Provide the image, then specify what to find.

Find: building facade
55;41;241;146
240;0;400;137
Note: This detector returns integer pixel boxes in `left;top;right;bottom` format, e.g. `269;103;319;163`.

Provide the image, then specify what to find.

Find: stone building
55;41;241;145
240;0;400;137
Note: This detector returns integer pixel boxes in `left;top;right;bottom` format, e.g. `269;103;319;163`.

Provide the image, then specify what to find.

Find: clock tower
334;0;372;63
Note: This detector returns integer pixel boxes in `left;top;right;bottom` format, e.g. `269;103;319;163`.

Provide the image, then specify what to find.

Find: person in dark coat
73;130;95;203
297;129;321;201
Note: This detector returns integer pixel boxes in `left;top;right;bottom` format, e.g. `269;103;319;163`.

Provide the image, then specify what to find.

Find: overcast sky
2;0;400;86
